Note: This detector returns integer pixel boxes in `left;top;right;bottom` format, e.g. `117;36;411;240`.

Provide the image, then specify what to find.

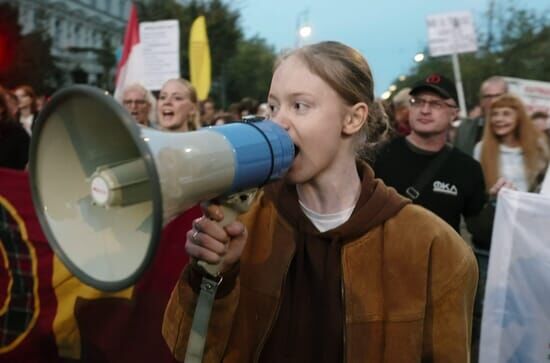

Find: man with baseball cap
373;73;487;234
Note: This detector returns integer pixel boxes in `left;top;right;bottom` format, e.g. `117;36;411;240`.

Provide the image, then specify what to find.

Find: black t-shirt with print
373;136;486;232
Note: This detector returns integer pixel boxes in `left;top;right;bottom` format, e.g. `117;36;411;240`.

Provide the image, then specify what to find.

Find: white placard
503;77;550;116
426;11;478;57
139;20;180;91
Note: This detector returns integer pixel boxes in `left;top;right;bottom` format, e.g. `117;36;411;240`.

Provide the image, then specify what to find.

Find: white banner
426;11;478;57
139;20;180;91
503;77;550;116
479;188;550;362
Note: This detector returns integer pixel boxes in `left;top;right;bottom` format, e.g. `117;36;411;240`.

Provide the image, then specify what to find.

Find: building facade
6;0;130;87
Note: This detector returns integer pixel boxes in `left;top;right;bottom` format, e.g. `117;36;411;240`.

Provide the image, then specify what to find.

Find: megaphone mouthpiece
90;158;149;208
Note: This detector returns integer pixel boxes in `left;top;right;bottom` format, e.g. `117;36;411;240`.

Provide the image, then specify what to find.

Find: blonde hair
275;41;388;156
163;78;201;131
480;93;548;190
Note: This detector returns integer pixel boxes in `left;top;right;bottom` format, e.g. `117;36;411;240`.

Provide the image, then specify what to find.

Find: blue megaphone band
210;120;295;193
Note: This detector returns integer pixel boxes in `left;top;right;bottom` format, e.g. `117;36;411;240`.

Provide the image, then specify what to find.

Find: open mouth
162;111;175;120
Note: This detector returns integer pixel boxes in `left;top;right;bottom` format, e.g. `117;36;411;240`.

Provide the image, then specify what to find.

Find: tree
137;0;275;108
0;4;62;95
390;0;550;110
225;37;277;104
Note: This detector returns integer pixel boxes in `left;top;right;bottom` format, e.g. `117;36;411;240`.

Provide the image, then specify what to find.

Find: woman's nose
271;111;290;130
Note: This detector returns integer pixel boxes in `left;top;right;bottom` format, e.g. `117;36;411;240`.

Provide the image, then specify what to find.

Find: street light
414;52;425;63
296;9;311;48
299;25;312;39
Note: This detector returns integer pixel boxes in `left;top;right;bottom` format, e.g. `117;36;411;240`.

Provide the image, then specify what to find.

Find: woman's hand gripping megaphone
186;189;258;276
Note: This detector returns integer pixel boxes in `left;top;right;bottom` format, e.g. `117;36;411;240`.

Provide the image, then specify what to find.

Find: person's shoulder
1;121;29;139
383;204;476;287
385;204;472;256
386;203;453;234
377;136;406;154
449;145;481;168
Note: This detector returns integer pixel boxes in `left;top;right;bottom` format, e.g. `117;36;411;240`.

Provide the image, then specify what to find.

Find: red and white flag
114;4;144;100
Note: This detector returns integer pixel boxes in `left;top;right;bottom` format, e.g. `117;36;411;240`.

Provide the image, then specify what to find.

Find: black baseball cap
410;73;458;104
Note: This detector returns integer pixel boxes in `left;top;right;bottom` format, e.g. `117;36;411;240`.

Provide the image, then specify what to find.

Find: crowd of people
1;39;550;362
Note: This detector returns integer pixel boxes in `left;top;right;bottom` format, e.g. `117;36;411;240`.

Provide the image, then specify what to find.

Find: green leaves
392;0;550;110
138;0;275;108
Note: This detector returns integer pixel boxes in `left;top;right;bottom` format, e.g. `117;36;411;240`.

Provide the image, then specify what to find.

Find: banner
114;4;145;100
479;188;550;362
189;15;212;101
140;20;180;91
0;168;200;362
426;11;478;57
504;77;550;116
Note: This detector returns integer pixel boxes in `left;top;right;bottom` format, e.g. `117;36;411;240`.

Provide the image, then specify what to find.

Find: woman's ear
342;102;368;136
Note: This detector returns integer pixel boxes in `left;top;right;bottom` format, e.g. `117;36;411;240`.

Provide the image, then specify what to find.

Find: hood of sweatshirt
265;161;410;241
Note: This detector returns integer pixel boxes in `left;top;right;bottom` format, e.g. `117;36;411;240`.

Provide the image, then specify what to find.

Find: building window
119;0;126;17
54;19;62;43
75;24;81;44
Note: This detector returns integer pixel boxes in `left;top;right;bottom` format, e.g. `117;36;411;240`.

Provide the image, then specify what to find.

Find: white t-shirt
474;142;529;192
299;200;356;233
20;114;33;135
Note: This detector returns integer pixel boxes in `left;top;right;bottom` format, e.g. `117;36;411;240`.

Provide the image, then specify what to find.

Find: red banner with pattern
0;168;199;362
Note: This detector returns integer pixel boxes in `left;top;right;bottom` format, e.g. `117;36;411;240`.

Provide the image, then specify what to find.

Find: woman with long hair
14;84;38;135
156;78;201;132
474;93;549;193
162;41;477;362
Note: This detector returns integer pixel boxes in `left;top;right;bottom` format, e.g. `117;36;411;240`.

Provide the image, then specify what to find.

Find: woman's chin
160;120;183;131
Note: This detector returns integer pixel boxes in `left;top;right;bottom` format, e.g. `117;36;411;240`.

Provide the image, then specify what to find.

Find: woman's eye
294;102;308;112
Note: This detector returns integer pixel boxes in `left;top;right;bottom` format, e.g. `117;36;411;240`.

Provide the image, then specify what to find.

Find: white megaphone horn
28;85;294;292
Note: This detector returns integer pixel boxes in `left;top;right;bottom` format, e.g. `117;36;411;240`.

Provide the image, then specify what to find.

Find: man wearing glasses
373;73;487;236
120;83;156;127
454;76;508;156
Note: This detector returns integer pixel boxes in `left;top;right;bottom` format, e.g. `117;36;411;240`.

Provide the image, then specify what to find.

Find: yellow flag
189;16;211;101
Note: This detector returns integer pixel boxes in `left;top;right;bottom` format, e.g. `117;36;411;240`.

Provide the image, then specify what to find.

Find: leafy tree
0;4;61;95
390;0;550;110
225;37;277;104
137;0;275;108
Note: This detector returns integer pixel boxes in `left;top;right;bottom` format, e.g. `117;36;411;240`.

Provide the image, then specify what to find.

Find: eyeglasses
481;93;504;99
123;99;147;107
409;97;456;111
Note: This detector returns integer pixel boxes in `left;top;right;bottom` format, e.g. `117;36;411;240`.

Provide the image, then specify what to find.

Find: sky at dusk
233;0;550;97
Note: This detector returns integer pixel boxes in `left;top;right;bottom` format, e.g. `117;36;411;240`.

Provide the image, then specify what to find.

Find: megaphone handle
197;188;258;277
197;205;237;276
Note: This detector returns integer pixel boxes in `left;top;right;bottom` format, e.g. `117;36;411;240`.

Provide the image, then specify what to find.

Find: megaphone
29;85;294;292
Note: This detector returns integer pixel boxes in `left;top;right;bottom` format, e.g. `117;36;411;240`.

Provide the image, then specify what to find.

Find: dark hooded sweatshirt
259;162;409;362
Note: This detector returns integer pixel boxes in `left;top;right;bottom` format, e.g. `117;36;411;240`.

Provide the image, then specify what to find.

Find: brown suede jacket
163;165;478;363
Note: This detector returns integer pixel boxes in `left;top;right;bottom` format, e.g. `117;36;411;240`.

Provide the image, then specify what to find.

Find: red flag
0;168;200;362
114;3;145;100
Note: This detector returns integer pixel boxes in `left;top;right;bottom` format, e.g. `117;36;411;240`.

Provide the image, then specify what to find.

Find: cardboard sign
426;11;478;57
